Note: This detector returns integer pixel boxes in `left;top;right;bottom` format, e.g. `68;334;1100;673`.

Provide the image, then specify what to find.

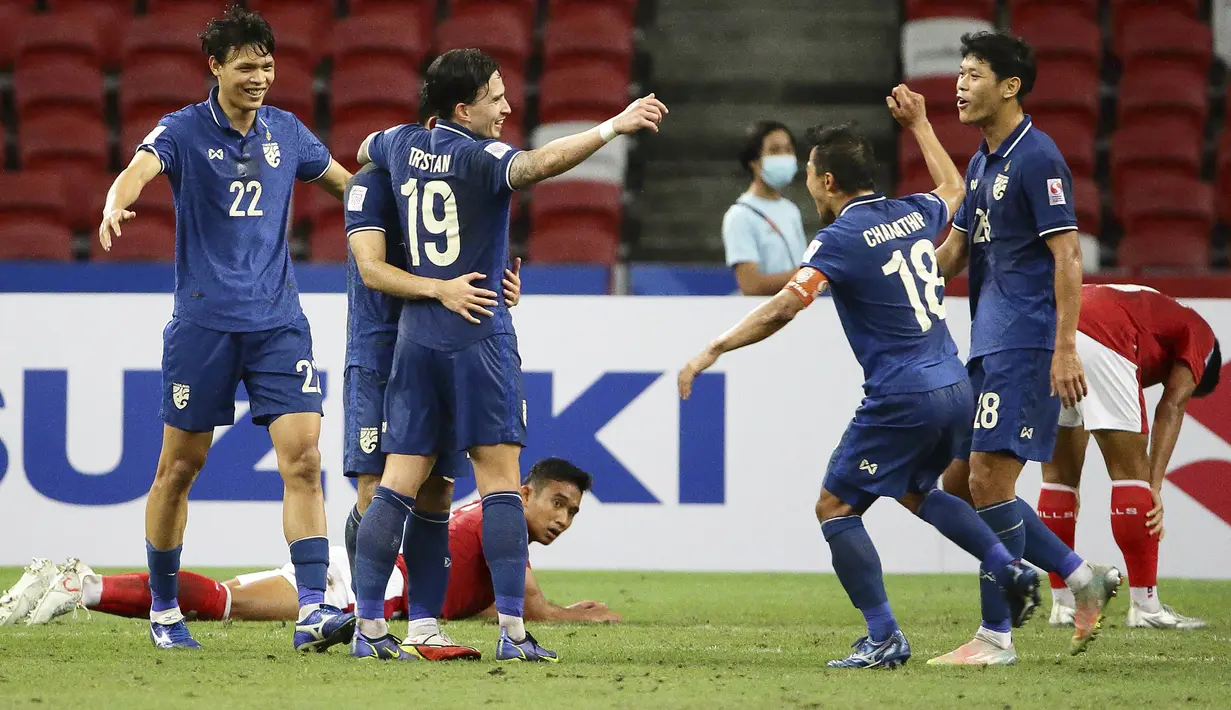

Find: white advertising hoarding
0;295;1227;576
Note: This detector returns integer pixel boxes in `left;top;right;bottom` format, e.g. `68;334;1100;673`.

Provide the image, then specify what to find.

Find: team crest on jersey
359;427;379;454
992;173;1009;201
172;383;190;410
262;142;281;168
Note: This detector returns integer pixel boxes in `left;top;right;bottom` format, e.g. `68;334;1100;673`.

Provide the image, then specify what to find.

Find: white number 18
881;239;947;332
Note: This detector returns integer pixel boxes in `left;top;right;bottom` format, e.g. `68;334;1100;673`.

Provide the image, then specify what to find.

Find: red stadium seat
0;4;17;70
529;181;622;264
20;113;109;174
144;0;229;26
1118;230;1210;271
120;61;211;127
451;0;537;27
13;13;105;66
92;214;178;262
910;76;957;113
904;0;994;21
1029;60;1100;128
538;64;630;124
898;119;978;177
44;2;129;65
1037;115;1095;180
1110;119;1202;210
1071;175;1101;235
123;14;209;68
548;0;639;23
0;171;72;261
247;2;330;70
308;211;349;262
265;59;316;124
13;57;105;123
1111;0;1199;38
1010;0;1098;23
1115;8;1211;76
1214;133;1231;224
331;11;430;75
330;63;419;118
1117;67;1208;137
1117;176;1213;270
542;6;634;76
329;115;401;172
348;0;435;27
1014;8;1101;77
436;6;532;76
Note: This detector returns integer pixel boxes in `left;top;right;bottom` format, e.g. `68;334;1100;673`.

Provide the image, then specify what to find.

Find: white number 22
400;178;461;267
296;359;322;394
228;180;263;217
881;239;947;332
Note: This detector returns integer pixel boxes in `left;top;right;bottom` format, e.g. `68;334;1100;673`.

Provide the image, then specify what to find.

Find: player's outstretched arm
1146;364;1199;537
98;150;162;252
507;94;668;190
886;83;965;217
312;159;352;200
1046;230;1088;407
678;271;822;399
523;569;620;623
349;229;499;324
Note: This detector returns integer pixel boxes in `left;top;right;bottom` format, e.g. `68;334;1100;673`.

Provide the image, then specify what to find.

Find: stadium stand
0;171;72;260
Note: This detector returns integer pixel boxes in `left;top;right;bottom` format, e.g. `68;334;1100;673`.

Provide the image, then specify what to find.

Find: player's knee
814;491;852;523
280;445;322;490
153;451;206;493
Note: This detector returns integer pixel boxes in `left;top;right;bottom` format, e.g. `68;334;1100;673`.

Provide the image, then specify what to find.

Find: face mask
760;154;797;190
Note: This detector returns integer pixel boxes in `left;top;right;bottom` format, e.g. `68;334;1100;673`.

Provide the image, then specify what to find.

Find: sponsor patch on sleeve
484;141;513;159
1047;178;1066;206
347;185;368;212
802;239;822;261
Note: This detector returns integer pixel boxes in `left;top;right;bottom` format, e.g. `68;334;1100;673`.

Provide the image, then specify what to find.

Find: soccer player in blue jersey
677;87;1039;670
96;7;355;651
341;160;522;660
930;31;1121;664
347;48;666;662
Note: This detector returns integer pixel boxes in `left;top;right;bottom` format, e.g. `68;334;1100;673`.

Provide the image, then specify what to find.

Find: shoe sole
827;656;911;670
406;644;483;661
1012;580;1042;629
297;616;358;653
497;653;560;663
1070;570;1122;656
0;587;48;626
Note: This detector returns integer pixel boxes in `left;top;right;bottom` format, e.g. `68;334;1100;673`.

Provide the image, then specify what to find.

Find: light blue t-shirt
721;193;809;274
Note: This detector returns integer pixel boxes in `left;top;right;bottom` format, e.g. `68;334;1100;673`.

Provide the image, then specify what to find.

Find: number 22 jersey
366;120;522;352
800;192;967;396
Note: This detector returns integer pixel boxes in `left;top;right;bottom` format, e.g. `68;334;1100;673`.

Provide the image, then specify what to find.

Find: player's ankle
1129;586;1162;613
406;616;440;639
1064;563;1093;590
498;613;526;643
358;618;389;638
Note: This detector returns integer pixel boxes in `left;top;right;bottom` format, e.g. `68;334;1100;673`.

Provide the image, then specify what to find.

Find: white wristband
598;119;617;143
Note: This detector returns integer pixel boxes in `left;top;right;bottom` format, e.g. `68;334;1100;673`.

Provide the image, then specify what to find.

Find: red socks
94;571;230;621
1110;481;1159;590
1037;484;1079;590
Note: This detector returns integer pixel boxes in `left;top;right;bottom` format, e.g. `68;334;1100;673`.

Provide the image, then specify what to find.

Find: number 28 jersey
367;119;522;352
801;192;967;397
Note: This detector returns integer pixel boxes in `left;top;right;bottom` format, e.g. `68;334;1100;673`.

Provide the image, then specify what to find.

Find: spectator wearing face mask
722;121;809;295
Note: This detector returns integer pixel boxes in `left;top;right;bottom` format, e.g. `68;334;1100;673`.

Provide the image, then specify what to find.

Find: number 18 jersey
801;192;967;396
367;119;522;351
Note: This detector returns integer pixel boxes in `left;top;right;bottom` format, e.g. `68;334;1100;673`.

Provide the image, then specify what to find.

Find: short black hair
524;458;592;494
739;120;795;175
960;31;1037;102
422;49;502;121
1195;339;1222;398
199;5;274;64
805;123;877;194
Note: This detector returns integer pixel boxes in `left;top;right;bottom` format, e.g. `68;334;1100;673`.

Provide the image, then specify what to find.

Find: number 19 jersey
366;119;522;352
801;192;967;396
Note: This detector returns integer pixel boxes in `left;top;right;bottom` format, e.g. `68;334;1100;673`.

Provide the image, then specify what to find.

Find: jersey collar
205;86;268;139
838;192;886;217
980;114;1032;159
434;119;478;142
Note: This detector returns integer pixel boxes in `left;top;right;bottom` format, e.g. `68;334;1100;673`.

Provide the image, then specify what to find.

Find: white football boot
1127;603;1208;630
28;558;99;625
1049;603;1076;627
0;558;58;625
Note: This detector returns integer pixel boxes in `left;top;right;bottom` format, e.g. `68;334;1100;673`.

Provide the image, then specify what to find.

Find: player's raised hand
1147;487;1165;539
98;208;136;252
678;346;719;400
611;93;669;136
886;83;928;129
503;257;522;307
1050;346;1088;408
438;272;499;324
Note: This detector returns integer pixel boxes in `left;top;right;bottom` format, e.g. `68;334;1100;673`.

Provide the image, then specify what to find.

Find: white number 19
400;178;461;267
881;240;947;332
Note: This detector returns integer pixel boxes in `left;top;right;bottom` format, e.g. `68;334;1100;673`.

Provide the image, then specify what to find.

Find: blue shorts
343;366;470;478
383;334;526;456
961;348;1061;462
160;315;323;431
823;380;974;511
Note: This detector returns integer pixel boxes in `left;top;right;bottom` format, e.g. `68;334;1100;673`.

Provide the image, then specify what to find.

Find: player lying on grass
1;459;619;645
1039;284;1220;630
678;87;1039;670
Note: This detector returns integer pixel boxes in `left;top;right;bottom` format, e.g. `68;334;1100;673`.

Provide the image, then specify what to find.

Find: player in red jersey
9;459;619;632
1038;284;1220;630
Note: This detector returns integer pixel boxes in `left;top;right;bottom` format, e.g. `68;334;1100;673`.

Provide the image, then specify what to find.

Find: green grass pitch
1;568;1229;709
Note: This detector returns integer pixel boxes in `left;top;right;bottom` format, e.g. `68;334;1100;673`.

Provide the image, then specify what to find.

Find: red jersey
1078;285;1216;388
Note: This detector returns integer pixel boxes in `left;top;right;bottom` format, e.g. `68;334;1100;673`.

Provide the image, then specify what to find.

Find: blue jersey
952;116;1078;358
366;120;521;351
802;192;967;397
138;87;333;332
343;163;406;374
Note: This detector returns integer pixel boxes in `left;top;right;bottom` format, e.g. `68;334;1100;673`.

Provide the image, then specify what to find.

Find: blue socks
481;492;529;619
975;499;1024;633
145;541;181;614
344;504;362;585
918;489;1017;575
1017;496;1084;578
406;509;451;621
821;516;898;643
289;536;329;608
354;486;414;621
